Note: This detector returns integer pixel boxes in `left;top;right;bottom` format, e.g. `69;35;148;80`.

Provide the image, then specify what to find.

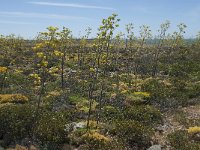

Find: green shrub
68;95;97;113
123;105;162;125
43;90;67;109
80;131;111;150
102;105;123;122
124;93;150;106
111;120;153;149
0;104;34;146
34;111;71;143
186;81;200;99
141;77;193;109
71;129;123;150
4;72;33;94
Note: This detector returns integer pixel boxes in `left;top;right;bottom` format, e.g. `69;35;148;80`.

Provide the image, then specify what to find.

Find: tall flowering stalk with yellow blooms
112;32;124;94
31;26;62;132
78;27;92;67
86;14;120;130
0;66;8;93
94;13;120;69
125;23;135;87
132;25;152;89
58;27;72;89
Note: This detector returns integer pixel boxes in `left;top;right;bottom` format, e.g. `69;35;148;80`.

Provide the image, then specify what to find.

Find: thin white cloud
0;11;89;20
0;20;35;25
29;1;115;10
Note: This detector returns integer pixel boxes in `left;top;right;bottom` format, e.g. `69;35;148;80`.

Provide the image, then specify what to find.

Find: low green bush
0;104;34;146
186;81;200;99
71;129;123;150
34;111;71;143
102;105;123;122
111;120;153;149
80;131;111;150
142;78;170;99
141;77;197;109
123;105;162;125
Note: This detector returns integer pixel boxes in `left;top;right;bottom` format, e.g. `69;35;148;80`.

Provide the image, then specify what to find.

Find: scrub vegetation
0;14;200;150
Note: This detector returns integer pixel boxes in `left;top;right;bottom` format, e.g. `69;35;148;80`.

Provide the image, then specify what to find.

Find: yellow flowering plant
133;92;151;98
187;126;200;135
0;66;7;73
0;66;8;92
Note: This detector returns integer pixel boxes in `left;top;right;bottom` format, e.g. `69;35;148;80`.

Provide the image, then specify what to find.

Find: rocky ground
152;104;200;150
1;104;199;150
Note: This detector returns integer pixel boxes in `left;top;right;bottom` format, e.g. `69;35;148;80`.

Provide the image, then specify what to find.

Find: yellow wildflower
133;92;150;98
82;131;110;143
0;94;28;104
54;50;63;57
187;126;200;135
36;52;44;58
41;61;48;67
30;73;40;79
49;67;59;74
15;69;23;74
121;90;128;94
33;43;43;50
89;68;95;72
0;67;7;73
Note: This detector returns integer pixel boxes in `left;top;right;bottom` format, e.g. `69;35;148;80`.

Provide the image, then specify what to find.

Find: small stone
0;146;5;150
15;145;28;150
29;145;37;150
147;145;162;150
61;144;72;150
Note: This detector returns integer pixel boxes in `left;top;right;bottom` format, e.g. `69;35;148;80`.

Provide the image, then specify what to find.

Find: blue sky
0;0;200;38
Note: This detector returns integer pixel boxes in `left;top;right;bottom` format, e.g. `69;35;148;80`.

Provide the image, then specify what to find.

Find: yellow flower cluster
54;50;64;57
15;69;23;74
36;52;44;58
37;60;48;67
0;94;28;104
33;43;43;51
48;67;59;76
89;67;95;72
30;73;41;85
83;131;110;143
41;60;48;67
44;41;50;45
0;66;7;73
133;92;150;98
51;43;57;49
187;126;200;135
101;55;107;63
121;90;128;94
30;73;40;78
119;82;128;91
